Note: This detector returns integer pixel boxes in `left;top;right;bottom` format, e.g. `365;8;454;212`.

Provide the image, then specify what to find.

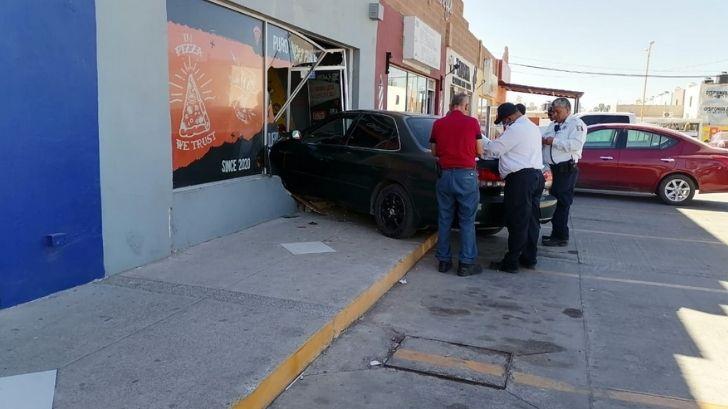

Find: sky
463;0;728;111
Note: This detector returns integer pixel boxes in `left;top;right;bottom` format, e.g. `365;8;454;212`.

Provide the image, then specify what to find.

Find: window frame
303;112;360;146
343;113;402;152
405;116;437;151
623;129;678;151
584;128;620;150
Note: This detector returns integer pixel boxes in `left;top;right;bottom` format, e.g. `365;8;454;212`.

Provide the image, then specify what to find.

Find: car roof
576;112;635;117
344;109;439;120
588;123;692;139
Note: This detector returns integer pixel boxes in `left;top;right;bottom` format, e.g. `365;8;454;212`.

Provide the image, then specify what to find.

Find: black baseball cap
495;103;519;125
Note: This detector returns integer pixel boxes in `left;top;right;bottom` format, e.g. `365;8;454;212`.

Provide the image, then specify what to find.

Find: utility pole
640;41;655;122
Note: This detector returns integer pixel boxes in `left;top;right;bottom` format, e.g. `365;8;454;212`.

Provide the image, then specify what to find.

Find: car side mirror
292;130;302;140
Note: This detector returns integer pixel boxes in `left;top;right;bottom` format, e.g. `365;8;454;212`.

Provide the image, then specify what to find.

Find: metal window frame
201;0;356;175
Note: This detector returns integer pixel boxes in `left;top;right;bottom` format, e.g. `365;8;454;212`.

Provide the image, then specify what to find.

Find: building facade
99;0;380;279
374;0;503;117
3;0;379;308
4;0;506;308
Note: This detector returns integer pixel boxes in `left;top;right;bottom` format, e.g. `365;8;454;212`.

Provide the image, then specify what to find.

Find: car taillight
543;169;553;189
478;168;505;187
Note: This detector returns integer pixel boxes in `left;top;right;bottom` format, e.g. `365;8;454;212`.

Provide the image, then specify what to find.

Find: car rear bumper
475;192;557;229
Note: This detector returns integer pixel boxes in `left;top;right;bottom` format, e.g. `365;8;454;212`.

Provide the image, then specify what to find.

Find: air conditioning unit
368;3;384;21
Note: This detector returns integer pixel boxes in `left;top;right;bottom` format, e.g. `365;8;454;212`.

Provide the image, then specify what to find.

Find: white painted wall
684;83;702;119
97;0;173;274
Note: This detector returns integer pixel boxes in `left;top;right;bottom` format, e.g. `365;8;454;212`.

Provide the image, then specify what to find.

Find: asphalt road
271;192;728;409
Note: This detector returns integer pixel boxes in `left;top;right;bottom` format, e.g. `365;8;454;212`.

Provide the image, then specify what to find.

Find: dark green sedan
270;110;557;239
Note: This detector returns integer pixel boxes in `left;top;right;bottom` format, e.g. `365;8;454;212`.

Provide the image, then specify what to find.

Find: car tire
658;174;696;205
374;184;417;239
477;227;503;236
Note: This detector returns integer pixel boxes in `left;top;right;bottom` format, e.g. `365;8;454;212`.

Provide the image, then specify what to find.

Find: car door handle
599;156;614;161
660;158;675;163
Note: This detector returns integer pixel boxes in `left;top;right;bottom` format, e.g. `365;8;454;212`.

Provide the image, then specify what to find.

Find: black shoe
489;261;519;274
542;237;568;247
438;261;453;273
457;263;483;277
519;259;537;270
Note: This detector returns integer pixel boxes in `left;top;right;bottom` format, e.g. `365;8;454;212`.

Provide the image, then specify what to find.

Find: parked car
270;110;557;238
578;123;728;204
575;112;636;126
708;131;728;149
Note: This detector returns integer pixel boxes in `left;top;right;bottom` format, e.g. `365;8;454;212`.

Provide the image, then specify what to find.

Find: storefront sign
452;57;472;91
700;83;728;125
268;26;319;67
403;16;441;70
167;1;265;188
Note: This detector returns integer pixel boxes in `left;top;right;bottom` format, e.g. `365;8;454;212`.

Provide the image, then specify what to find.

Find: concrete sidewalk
0;212;434;409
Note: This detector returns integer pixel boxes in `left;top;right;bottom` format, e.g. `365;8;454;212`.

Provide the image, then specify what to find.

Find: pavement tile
53;298;330;409
0;284;196;376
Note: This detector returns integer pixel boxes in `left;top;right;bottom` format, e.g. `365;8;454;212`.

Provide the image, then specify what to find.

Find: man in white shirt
541;98;587;247
484;103;545;273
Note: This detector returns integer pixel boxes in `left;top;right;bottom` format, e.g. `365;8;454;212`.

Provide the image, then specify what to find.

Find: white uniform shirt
484;115;544;178
544;115;587;165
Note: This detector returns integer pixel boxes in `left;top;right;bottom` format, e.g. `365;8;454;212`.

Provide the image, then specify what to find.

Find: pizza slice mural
167;22;265;178
179;74;211;138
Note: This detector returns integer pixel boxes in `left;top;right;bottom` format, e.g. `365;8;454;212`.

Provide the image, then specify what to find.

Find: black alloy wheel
374;184;417;239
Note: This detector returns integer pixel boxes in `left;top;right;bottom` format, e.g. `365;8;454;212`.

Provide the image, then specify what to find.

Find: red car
578;124;728;204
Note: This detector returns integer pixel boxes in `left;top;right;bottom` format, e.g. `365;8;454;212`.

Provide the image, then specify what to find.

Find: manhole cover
385;337;511;389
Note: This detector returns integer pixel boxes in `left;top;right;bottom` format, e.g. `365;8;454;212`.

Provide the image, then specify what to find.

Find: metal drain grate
384;337;512;389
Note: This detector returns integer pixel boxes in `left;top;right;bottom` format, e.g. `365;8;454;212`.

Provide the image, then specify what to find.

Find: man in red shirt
429;93;485;276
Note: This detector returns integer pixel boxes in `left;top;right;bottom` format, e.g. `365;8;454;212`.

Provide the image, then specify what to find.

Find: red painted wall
375;2;445;114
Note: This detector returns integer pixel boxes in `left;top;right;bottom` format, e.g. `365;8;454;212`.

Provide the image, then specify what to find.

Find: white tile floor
0;370;56;409
280;241;336;255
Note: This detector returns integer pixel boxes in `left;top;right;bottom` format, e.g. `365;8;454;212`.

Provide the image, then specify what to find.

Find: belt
441;167;476;171
505;168;540;179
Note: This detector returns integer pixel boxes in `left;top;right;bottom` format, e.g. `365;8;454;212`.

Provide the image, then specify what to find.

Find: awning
499;81;584;99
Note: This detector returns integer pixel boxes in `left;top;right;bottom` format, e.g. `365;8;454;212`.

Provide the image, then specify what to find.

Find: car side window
584;129;617;149
658;135;678;149
626;130;676;150
346;114;400;150
306;114;357;145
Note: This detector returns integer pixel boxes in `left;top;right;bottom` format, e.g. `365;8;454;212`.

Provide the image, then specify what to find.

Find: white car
575;112;636;126
709;131;728;149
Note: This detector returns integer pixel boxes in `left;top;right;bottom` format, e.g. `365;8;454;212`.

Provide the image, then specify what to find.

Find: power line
510;62;718;78
512;55;728;74
511;55;643;72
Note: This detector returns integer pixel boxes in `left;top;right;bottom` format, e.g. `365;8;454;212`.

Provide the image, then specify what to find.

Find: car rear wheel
477;227;503;236
374;184;417;239
658;174;695;205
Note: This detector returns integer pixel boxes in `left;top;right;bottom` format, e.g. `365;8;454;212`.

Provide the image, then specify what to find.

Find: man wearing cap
541;98;587;247
484;103;545;273
430;93;485;277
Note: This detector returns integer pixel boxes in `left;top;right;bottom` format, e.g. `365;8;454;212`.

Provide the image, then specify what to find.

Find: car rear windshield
406;117;436;149
581;115;631;126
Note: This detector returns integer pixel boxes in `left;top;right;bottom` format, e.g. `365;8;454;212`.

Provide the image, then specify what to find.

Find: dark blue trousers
549;167;579;240
502;169;545;269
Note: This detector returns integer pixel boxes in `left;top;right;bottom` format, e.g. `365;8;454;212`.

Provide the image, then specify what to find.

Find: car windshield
406;117;436;149
713;132;728;141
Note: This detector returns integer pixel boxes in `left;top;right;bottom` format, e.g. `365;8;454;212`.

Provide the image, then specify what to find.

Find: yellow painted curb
232;233;437;409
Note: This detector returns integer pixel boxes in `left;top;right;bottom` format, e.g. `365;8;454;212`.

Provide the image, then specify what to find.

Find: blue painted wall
0;0;104;308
